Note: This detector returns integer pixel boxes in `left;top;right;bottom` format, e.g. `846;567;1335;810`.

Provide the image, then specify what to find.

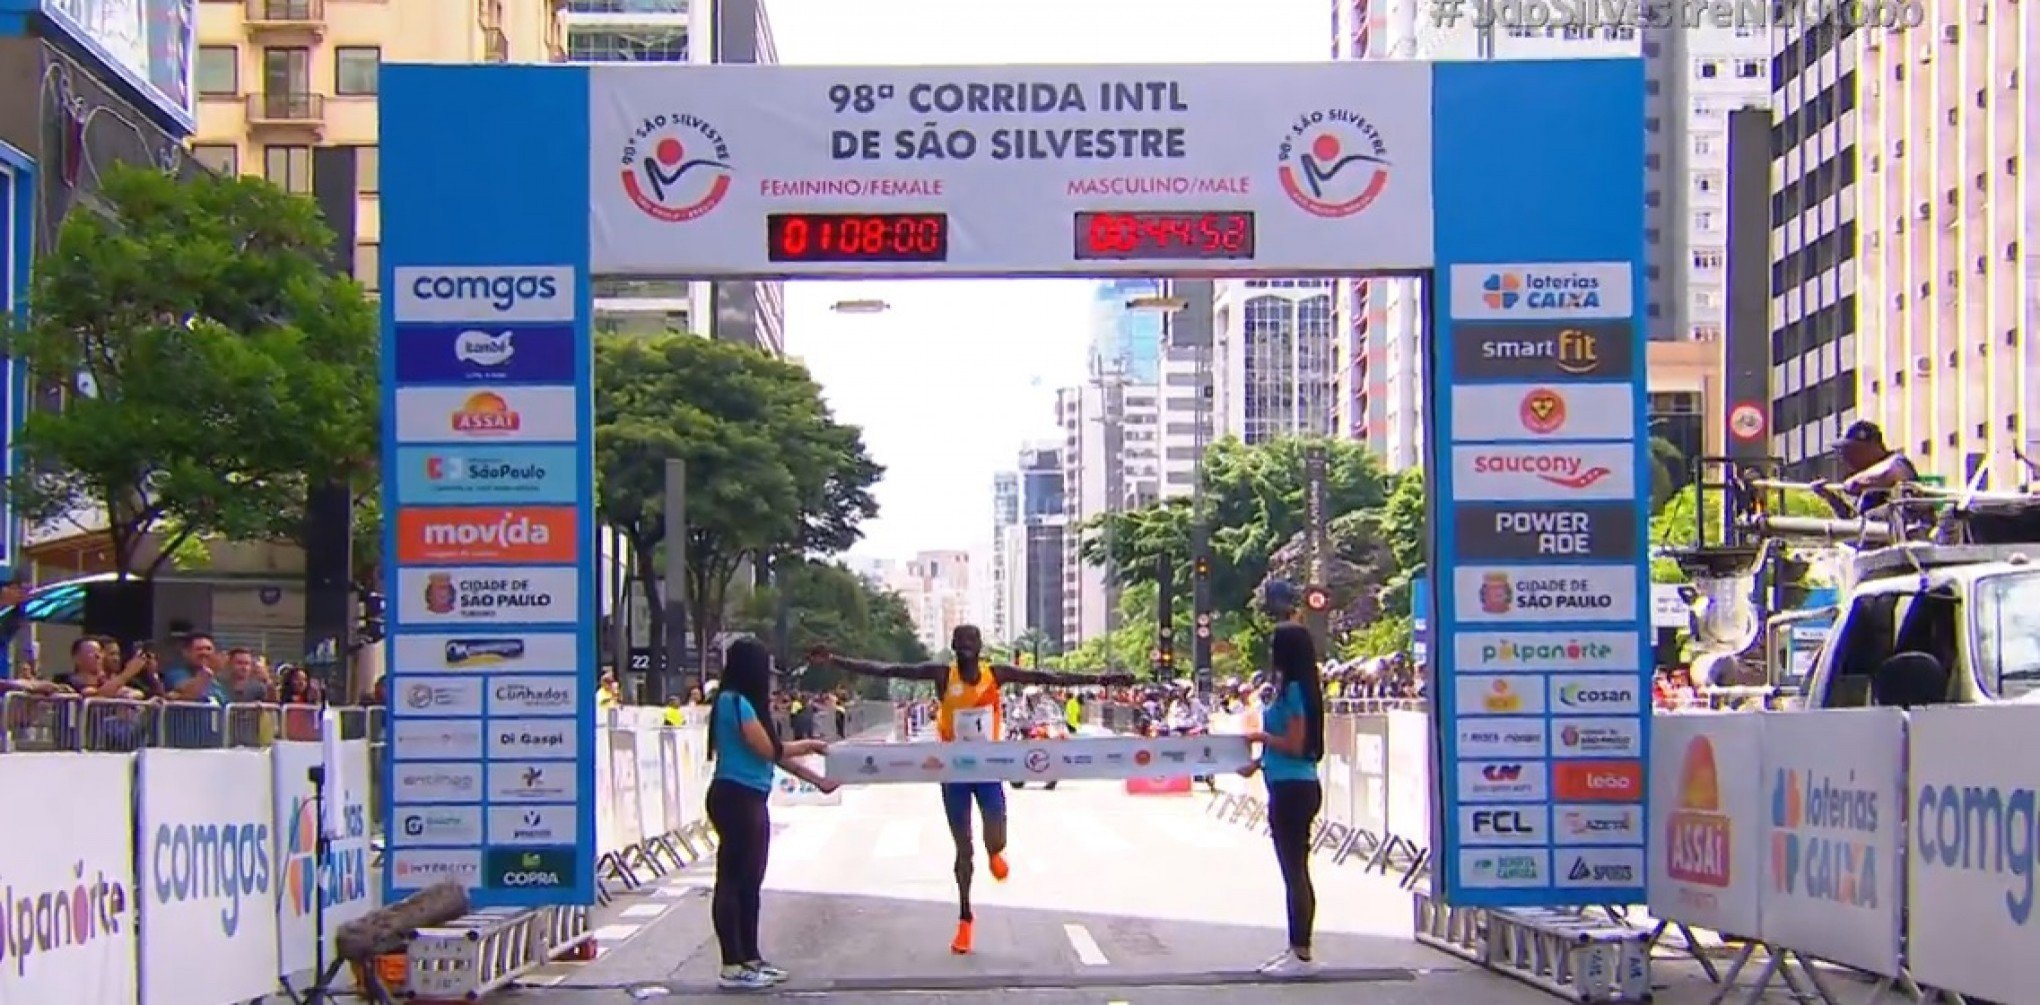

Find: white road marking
767;815;844;861
1060;816;1134;854
620;903;668;919
874;818;921;859
1063;923;1110;966
590;923;643;944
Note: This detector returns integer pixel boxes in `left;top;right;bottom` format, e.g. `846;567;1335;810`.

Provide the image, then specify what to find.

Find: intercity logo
1771;767;1879;907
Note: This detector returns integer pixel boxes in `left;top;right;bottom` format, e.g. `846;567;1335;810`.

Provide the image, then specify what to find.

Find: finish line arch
376;57;1649;913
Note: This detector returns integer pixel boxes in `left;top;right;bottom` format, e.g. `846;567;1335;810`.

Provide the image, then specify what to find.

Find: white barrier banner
1906;704;2040;1004
0;753;136;1005
633;729;668;845
607;731;644;849
826;734;1251;784
272;740;377;976
1384;710;1430;844
771;755;840;807
138;748;280;1005
1757;709;1904;976
1647;714;1763;937
593;724;620;856
659;730;687;833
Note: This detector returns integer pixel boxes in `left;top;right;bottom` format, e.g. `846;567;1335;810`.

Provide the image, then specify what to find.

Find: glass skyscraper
1088;279;1164;383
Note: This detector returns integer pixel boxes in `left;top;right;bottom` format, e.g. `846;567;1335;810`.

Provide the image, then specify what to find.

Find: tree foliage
593;333;882;675
4;165;378;576
729;560;927;697
1648;483;1832;584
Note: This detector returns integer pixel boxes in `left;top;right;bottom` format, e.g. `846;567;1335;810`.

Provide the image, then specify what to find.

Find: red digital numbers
767;214;948;263
1075;212;1256;261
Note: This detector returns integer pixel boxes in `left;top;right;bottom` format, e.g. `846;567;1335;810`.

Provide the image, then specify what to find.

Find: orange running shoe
951;920;974;955
989;853;1010;882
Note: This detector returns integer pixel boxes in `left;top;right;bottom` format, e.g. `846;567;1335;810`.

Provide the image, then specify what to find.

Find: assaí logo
1771;767;1878;908
151;818;272;937
0;861;131;977
281;794;370;917
409;272;560;313
1913;781;2040;923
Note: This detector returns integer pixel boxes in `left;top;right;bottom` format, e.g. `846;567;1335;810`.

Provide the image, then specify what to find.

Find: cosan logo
423;512;553;549
456;330;515;366
411;273;560;312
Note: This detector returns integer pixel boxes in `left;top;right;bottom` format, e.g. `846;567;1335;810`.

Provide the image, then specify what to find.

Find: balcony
483;27;509;62
245;0;325;37
246;91;326;133
478;0;504;31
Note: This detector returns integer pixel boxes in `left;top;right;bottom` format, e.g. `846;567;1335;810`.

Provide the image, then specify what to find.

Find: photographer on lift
1811;420;1919;520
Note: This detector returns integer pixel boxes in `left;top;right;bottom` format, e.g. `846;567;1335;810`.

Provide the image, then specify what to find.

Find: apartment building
1155;279;1216;499
897;550;972;655
1213;279;1337;443
989;471;1019;642
1015;444;1067;649
1855;0;2034;487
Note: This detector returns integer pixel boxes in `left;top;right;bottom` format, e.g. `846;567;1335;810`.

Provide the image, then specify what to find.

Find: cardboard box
824;734;1254;784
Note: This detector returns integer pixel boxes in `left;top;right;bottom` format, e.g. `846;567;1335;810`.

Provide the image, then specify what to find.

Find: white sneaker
1257;949;1318;978
717;965;775;990
748;961;789;984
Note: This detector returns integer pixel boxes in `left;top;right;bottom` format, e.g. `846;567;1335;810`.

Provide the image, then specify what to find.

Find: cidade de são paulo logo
1275;109;1391;218
619;113;734;222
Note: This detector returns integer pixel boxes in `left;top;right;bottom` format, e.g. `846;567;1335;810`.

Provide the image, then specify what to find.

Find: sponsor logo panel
1457;848;1551;888
396;566;580;625
393;445;581;505
1552;760;1645;802
488;761;579;803
1449;444;1636;502
392;762;484;804
1555;803;1644;845
1451;321;1636;381
482;846;579;890
486;805;579;847
1455;760;1550;802
1455;717;1548;759
1556;846;1645;888
390;849;483;890
395;506;580;564
392;675;485;717
1453;502;1638;562
1447;262;1633;321
1453;631;1641;673
390;719;485;760
1549;674;1645;716
1460;805;1549;847
392;386;580;444
490;719;575;759
392;324;579;384
1453;565;1638;624
391;633;579;673
1550;717;1642;758
1453;675;1548;716
488;675;582;716
392;266;575;324
392;805;483;846
1448;383;1635;442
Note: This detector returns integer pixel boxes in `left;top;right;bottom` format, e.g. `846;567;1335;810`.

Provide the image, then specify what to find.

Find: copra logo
456;330;515;366
500;852;561;887
410;273;560;312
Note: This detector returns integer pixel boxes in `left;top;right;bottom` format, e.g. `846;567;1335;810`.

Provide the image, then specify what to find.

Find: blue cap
1261;579;1302;615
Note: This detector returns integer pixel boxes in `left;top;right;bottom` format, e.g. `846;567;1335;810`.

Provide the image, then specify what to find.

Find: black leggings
1267;779;1322;952
706;779;771;966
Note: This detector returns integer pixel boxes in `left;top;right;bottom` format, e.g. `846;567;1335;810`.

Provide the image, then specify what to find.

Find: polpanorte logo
619;113;734;223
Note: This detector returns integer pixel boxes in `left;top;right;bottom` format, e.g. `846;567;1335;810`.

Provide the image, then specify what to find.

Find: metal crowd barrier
0;690;384;751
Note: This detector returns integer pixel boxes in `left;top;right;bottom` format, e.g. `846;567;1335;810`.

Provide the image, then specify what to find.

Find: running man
809;625;1134;954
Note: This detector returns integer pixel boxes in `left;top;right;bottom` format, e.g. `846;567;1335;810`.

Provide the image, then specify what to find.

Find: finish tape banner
827;735;1252;784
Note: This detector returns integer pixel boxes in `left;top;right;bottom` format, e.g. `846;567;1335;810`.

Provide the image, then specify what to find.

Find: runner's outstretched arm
992;664;1137;687
809;648;946;682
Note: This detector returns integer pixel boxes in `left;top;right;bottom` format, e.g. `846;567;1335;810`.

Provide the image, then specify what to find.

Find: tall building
1057;378;1159;645
1653;30;1771;346
1767;16;1861;476
1016;444;1067;649
896;550;971;654
1090;279;1164;382
1156;280;1217;498
989;472;1019;642
190;0;561;295
1212;279;1337;443
1855;2;2032;487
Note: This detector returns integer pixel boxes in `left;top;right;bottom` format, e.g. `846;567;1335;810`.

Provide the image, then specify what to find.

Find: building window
1737;59;1762;78
196;46;238;95
191;144;239;175
565;28;689;62
262;46;311;95
357;146;378;194
335;46;380;95
354;243;380;292
264;145;313;194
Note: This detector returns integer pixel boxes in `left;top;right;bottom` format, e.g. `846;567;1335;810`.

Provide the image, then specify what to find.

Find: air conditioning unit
1914;354;1934;376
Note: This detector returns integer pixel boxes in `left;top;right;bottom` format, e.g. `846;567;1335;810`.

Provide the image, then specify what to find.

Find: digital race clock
1072;211;1257;261
765;213;951;263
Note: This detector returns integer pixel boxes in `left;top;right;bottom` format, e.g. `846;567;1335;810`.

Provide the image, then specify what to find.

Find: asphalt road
500;777;1570;1004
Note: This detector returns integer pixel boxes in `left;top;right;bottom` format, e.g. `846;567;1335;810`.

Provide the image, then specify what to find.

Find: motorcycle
1008;720;1063;790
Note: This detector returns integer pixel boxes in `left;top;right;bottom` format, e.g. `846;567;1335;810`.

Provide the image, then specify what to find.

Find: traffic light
359;591;387;643
1193;555;1210;578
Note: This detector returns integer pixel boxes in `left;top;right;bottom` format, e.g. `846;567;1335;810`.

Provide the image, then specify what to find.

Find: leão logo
1771;767;1879;907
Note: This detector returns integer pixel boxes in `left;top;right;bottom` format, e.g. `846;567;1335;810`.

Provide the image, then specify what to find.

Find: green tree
593;333;882;678
1648;483;1832;584
1648;435;1687;512
1377;468;1427;617
729;560;927;698
4;165;378;577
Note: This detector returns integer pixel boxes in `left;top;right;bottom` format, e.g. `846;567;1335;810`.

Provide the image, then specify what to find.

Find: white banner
770;755;841;807
1756;709;1904;977
633;729;667;845
271;740;378;977
137;748;281;1005
607;731;644;846
593;721;620;856
1646;714;1763;937
587;63;1436;277
658;730;687;833
0;754;136;1005
1384;710;1431;844
1906;704;2040;1004
825;734;1251;783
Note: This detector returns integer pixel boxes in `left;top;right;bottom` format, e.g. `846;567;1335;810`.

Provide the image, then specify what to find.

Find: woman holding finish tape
705;637;838;990
1241;581;1328;978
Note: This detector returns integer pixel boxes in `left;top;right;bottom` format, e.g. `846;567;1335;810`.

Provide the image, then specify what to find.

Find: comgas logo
1518;388;1567;435
620;113;734;223
1480;270;1607;312
409;273;559;312
450;392;521;435
1668;736;1731;887
150;819;272;937
1913;780;2040;924
1467;452;1614;490
1275;109;1391;218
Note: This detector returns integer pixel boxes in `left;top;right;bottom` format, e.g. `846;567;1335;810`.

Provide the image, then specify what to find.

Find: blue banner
392;324;578;385
393;445;581;505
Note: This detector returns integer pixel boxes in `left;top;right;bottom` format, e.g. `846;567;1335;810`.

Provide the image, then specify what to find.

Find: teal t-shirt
1261;681;1320;784
712;692;777;793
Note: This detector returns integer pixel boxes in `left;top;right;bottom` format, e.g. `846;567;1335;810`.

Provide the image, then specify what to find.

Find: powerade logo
1914;783;2040;924
410;273;559;312
151;820;272;937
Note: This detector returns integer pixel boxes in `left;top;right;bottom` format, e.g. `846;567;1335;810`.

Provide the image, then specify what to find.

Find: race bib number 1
951;707;994;741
